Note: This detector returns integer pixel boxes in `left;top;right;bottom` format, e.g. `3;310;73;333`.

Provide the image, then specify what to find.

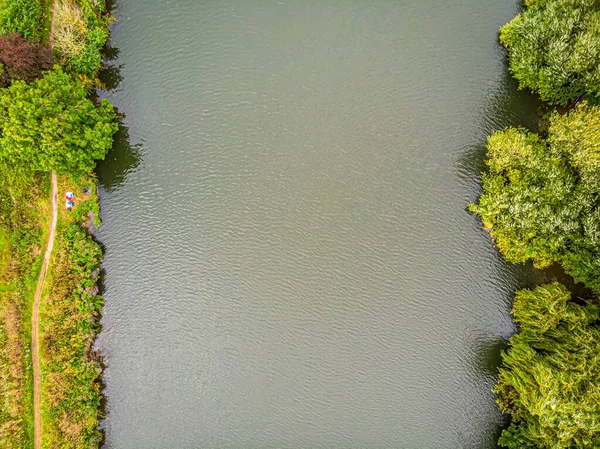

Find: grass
0;172;50;449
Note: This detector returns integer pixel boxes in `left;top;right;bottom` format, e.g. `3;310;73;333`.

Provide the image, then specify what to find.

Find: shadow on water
464;44;597;449
94;4;139;444
96;113;143;192
95;0;143;192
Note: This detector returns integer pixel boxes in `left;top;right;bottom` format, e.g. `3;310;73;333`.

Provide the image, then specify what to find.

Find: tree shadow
94;0;142;192
473;338;510;449
96;112;143;192
98;45;123;91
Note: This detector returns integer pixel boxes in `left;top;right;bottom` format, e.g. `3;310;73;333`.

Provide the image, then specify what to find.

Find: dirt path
32;171;58;449
49;0;58;47
32;4;61;448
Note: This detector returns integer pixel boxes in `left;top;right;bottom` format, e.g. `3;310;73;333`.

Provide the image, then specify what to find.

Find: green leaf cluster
469;103;600;294
0;0;44;42
494;283;600;448
500;0;600;105
0;66;117;176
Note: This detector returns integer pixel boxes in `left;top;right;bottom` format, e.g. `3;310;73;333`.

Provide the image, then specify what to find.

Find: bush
0;32;53;86
0;0;44;42
500;0;600;105
0;66;117;176
54;0;110;77
469;103;600;293
495;283;600;448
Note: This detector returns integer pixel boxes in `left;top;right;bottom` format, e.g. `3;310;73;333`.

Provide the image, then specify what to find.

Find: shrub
0;0;44;42
500;0;600;105
54;0;109;77
0;32;53;86
469;103;600;293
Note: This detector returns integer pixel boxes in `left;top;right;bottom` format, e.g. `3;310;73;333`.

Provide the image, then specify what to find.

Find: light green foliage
469;103;600;293
500;0;600;105
0;0;43;41
0;66;117;176
494;283;600;448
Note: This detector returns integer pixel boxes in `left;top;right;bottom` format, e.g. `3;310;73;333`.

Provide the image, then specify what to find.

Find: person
65;191;75;201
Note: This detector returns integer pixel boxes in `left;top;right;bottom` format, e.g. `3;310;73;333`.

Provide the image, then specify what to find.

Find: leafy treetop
0;66;117;176
469;103;600;294
500;0;600;105
495;283;600;449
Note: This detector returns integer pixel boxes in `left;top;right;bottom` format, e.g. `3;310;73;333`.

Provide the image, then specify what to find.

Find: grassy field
0;173;50;449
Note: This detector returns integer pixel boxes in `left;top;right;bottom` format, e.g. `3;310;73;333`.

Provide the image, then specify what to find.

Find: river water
95;1;541;448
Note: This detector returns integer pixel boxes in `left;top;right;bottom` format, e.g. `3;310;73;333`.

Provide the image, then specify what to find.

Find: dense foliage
0;32;53;86
0;66;117;176
494;283;600;448
54;0;111;77
0;0;44;42
469;103;600;294
500;0;600;105
42;218;103;448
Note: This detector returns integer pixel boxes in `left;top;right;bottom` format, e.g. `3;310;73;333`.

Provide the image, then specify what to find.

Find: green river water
96;1;543;448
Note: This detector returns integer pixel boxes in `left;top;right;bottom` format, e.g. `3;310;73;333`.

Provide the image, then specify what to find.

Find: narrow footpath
33;5;60;448
32;171;57;449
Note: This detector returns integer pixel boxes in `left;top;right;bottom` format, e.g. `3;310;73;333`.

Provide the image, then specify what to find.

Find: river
95;1;540;448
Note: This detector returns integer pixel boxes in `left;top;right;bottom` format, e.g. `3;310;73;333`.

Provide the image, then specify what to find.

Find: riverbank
0;0;116;447
471;1;600;447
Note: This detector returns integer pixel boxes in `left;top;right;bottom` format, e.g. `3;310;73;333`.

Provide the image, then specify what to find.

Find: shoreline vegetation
471;0;600;448
0;0;116;448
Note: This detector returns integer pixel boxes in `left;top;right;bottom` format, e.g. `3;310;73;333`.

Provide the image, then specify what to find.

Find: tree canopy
0;66;117;176
469;103;600;294
494;283;600;449
500;0;600;105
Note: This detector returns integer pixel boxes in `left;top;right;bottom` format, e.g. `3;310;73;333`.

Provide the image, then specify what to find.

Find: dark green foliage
0;32;53;86
494;283;600;448
0;0;44;42
500;0;600;105
469;103;600;294
0;66;117;176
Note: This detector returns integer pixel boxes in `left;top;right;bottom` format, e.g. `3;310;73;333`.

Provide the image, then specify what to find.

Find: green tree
500;0;600;105
494;283;600;449
469;103;600;293
0;66;117;176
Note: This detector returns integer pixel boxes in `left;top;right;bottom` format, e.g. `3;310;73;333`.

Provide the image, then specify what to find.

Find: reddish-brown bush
0;32;53;86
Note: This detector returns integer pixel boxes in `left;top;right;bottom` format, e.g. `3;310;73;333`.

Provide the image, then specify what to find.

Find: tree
494;283;600;449
469;103;600;293
500;0;600;105
0;32;53;87
0;67;117;176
